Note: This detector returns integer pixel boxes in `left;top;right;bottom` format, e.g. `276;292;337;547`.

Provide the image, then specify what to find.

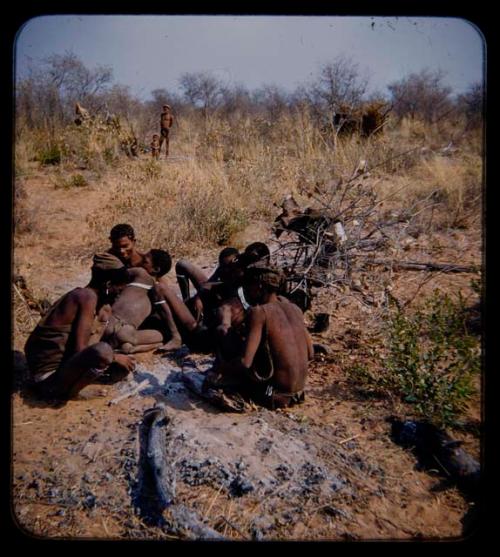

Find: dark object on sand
312;343;331;356
145;406;176;508
284;286;312;312
182;371;249;413
142;405;225;539
309;312;330;334
389;418;480;499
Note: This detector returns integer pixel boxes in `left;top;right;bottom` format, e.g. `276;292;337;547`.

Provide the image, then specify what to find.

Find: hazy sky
15;15;485;100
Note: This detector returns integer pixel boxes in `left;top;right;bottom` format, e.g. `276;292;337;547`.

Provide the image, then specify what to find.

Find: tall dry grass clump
16;107;482;259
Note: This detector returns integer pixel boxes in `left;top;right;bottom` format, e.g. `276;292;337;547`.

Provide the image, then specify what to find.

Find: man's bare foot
155;338;183;353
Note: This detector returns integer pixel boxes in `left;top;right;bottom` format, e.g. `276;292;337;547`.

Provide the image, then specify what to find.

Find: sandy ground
11;161;483;541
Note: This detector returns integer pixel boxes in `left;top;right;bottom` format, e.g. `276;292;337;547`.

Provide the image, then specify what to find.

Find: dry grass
15;111;482;260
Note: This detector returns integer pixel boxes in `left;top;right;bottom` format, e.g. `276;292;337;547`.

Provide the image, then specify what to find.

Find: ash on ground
125;352;383;540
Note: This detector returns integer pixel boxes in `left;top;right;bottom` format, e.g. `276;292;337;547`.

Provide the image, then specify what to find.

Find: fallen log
363;258;478;274
143;405;226;539
146;405;176;508
169;505;226;540
389;418;480;500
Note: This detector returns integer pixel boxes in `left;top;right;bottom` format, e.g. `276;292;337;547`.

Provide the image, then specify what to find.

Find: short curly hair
239;242;271;267
109;223;135;242
218;247;239;265
150;249;172;277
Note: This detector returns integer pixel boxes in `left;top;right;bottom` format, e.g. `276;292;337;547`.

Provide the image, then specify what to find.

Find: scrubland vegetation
14;52;483;427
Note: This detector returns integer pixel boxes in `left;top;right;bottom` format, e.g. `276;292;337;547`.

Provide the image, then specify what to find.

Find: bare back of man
252;300;312;394
205;264;314;410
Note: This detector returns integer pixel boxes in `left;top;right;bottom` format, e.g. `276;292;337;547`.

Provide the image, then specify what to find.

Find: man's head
109;223;137;264
90;252;129;300
218;246;239;266
214;247;241;286
162;104;171;112
142;249;172;278
243;262;284;305
240;242;271;267
152;133;160;140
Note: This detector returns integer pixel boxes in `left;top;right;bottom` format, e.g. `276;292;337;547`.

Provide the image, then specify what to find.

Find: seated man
175;247;240;321
107;223;185;346
108;223;147;269
149;251;250;354
203;262;314;410
238;242;271;266
142;246;240;353
103;249;174;354
24;253;136;400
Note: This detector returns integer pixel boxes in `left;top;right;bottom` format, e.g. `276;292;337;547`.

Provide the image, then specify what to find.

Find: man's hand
97;304;112;323
202;366;226;392
113;354;136;373
192;295;204;322
215;324;229;338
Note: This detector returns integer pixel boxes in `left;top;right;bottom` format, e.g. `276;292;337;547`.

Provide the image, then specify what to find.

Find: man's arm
306;329;315;361
73;290;98;353
205;306;264;387
240;306;265;369
215;303;233;337
289;302;314;361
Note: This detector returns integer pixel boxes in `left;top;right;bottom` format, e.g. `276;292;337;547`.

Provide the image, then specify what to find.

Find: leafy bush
139;159;162;180
54;173;89;190
37;144;61;166
351;289;480;426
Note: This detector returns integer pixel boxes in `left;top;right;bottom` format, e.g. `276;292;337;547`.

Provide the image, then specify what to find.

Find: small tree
219;83;254;119
456;82;484;128
388;68;453;123
178;71;223;119
16;51;113;129
309;55;369;117
252;84;290;121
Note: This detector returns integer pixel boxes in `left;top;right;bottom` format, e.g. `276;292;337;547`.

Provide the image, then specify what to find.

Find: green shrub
351;289;481;426
54;173;89;190
37;144;61;166
103;147;117;165
139;159;162;180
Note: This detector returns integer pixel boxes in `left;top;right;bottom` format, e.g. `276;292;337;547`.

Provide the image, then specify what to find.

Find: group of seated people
23;223;314;411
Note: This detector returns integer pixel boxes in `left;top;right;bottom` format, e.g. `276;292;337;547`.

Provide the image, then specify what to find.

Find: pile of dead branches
271;161;477;310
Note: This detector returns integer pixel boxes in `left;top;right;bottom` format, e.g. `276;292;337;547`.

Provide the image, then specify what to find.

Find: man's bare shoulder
128;267;155;285
247;305;266;322
266;298;306;324
69;287;97;303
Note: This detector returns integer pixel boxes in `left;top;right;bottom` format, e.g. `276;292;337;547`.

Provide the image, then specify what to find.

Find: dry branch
107;379;149;406
363;259;478;274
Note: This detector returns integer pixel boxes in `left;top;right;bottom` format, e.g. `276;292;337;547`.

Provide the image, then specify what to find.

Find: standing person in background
159;104;174;159
150;133;160;160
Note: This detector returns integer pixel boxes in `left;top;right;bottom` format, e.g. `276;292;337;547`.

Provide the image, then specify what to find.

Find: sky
14;15;485;100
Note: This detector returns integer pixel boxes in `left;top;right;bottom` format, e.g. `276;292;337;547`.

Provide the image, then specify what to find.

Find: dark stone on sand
229;475;255;497
389;418;480;499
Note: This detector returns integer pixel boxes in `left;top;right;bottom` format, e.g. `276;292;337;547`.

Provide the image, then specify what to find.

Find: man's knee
120;342;134;354
176;260;190;275
116;325;137;345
